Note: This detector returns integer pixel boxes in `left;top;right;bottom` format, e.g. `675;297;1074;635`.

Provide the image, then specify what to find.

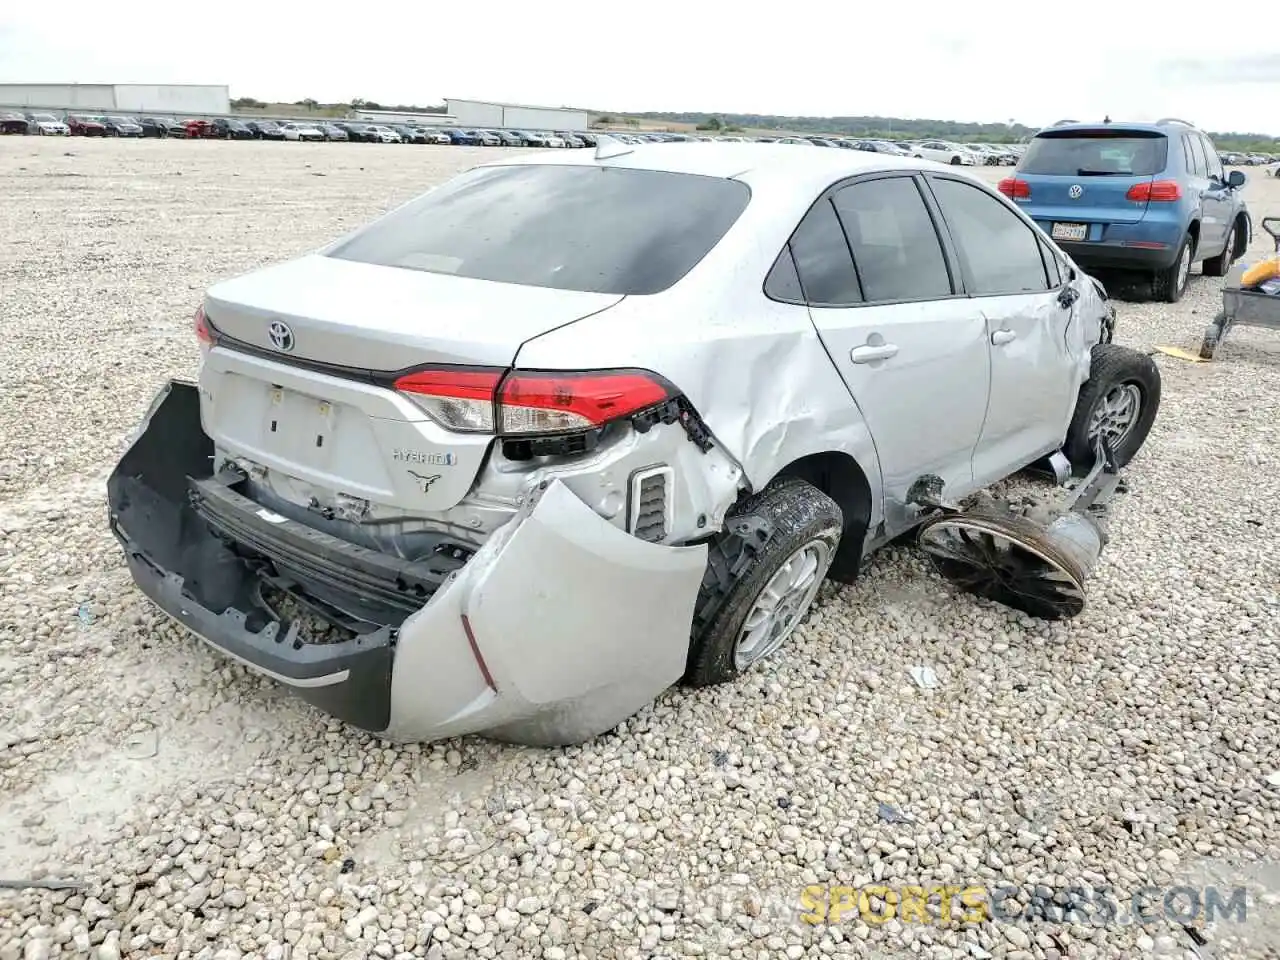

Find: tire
1202;219;1241;277
1062;343;1162;471
684;477;842;687
950;155;962;165
1152;232;1194;303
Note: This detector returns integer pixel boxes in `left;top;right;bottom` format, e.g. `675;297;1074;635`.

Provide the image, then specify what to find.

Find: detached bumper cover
108;380;708;746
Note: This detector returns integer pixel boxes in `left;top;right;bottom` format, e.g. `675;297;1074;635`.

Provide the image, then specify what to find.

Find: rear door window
831;177;953;303
1019;131;1169;177
327;165;750;296
1186;135;1207;176
786;200;863;305
1199;134;1223;179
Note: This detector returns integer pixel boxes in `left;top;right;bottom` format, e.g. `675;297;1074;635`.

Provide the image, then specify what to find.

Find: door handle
991;329;1017;346
850;343;899;364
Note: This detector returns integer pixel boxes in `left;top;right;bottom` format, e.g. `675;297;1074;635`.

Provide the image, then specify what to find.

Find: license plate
1051;222;1088;242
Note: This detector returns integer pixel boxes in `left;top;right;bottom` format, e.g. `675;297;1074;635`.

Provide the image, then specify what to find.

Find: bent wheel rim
734;540;832;670
918;517;1086;620
1088;382;1142;449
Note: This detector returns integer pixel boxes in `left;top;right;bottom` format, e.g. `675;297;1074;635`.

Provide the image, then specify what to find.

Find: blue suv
999;118;1250;302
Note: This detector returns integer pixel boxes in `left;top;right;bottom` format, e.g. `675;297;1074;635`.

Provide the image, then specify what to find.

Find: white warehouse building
445;98;589;132
0;83;230;115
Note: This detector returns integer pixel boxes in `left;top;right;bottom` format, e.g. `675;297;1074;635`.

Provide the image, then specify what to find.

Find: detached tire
684;477;842;688
1063;343;1162;471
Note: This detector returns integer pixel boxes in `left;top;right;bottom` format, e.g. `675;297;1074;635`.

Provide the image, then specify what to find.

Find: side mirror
1228;170;1246;188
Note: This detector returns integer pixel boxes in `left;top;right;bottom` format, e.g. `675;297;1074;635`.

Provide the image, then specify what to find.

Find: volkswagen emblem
267;320;295;352
1068;184;1084;199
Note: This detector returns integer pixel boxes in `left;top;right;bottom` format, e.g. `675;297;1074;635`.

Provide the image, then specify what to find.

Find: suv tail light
998;177;1031;199
194;305;215;348
1126;180;1181;202
393;367;673;436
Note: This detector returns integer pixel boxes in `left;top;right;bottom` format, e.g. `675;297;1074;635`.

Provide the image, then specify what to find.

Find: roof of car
1037;120;1195;136
483;140;940;190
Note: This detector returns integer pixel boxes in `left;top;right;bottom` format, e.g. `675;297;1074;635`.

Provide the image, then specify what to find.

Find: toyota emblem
1068;184;1084;199
267;320;295;352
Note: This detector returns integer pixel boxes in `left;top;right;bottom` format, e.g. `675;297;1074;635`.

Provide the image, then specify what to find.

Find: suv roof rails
1156;117;1195;128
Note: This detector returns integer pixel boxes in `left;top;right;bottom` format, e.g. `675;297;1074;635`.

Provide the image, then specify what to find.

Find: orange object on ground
1241;257;1280;288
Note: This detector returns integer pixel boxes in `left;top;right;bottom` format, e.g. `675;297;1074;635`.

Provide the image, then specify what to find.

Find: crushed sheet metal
387;478;709;745
466;480;706;733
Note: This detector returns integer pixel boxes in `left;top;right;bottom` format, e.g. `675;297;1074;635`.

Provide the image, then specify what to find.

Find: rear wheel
1062;343;1162;470
1202;220;1240;277
1152;232;1194;303
950;155;963;165
684;478;842;687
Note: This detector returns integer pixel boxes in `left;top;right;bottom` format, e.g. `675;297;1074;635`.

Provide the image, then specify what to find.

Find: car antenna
594;134;633;160
1103;115;1111;124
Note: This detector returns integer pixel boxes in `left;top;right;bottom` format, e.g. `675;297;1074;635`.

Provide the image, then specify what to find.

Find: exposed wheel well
773;451;872;583
1187;219;1200;255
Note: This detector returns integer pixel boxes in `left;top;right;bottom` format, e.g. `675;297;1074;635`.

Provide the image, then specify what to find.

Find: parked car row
601;131;1026;165
0;110;605;148
1219;151;1277;167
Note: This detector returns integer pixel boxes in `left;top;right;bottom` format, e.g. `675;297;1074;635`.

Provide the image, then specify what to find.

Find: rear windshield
326;164;752;295
1020;131;1168;176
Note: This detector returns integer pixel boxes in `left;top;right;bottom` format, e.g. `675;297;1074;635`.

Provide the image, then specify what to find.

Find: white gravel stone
0;137;1278;960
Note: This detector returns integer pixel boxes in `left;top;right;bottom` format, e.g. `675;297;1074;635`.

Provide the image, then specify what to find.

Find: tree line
615;111;1280;152
226;99;1278;151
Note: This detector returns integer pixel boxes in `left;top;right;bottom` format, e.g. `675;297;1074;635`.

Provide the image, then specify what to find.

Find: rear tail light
194;305;215;348
998;177;1031;199
1126;180;1181;202
392;367;503;432
393;367;673;436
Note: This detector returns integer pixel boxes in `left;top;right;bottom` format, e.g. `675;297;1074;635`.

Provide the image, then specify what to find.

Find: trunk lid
1019;173;1153;225
203;254;624;371
198;255;624;514
200;345;492;514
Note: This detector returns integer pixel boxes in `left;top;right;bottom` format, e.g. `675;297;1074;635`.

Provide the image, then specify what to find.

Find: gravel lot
1;138;1278;960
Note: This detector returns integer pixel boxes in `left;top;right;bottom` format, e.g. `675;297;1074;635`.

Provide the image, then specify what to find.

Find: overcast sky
3;2;1280;135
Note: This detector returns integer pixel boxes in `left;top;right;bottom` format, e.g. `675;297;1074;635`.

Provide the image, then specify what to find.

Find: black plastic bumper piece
190;473;449;620
1054;241;1178;271
106;380;395;733
117;545;395;732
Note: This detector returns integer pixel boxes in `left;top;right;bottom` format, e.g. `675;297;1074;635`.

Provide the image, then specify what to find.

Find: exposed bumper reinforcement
108;379;709;746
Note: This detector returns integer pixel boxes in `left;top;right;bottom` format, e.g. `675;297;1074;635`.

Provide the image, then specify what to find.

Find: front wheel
1062;343;1162;471
684;477;842;687
950;155;963;165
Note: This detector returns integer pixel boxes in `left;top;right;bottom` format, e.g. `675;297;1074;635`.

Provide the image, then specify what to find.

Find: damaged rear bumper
108;380;708;746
